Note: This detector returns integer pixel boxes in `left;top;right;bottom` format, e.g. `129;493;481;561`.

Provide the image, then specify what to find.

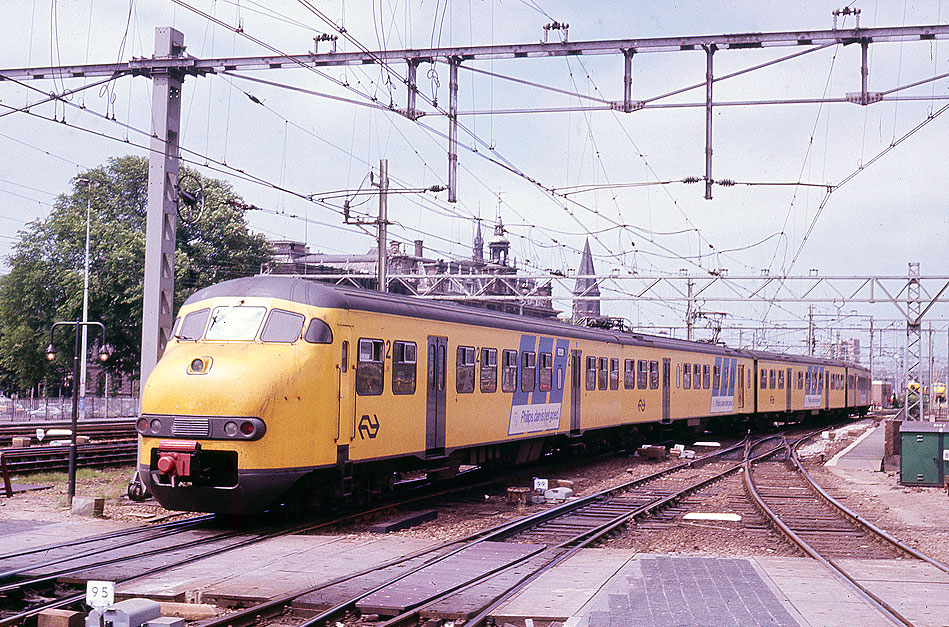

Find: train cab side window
682;364;691;389
356;338;384;396
481;348;498;393
261;309;305;343
703;364;710;389
712;365;721;390
539;352;553;392
177;308;210;341
598;358;608;390
502;350;518;393
456;346;476;394
610;358;619;390
586;357;597;391
761;369;767;389
649;361;660;389
638;360;648;390
778;370;784;389
304;318;334;344
392;341;417;395
521;351;536;392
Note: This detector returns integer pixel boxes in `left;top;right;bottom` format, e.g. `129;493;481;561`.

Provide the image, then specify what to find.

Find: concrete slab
0;519;131;555
119;534;437;605
495;549;637;620
828;424;884;471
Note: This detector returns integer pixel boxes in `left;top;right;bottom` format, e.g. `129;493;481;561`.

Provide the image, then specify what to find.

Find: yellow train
137;276;870;514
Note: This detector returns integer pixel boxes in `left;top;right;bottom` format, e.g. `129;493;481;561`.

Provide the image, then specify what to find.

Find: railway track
744;433;949;627
0;441;137;475
183;436;786;627
0;419;136;447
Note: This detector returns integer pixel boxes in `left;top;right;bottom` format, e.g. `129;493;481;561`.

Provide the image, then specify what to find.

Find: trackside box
900;421;949;486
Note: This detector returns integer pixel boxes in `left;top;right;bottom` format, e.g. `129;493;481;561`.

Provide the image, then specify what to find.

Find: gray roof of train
185;275;866;371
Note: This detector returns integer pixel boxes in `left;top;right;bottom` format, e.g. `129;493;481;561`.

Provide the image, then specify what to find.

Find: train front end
136;277;340;515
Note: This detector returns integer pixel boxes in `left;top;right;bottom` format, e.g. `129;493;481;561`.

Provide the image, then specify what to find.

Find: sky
1;0;948;379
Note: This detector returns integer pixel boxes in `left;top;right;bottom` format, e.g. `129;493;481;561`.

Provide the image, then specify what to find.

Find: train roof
185;275;867;371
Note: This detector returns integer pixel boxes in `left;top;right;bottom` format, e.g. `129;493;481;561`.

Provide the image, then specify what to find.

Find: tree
0;156;271;394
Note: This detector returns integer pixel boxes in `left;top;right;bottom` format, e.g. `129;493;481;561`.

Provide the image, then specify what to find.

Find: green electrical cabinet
900;421;949;486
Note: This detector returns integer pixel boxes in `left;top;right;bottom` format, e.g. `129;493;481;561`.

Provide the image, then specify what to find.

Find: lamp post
75;177;97;401
46;320;109;506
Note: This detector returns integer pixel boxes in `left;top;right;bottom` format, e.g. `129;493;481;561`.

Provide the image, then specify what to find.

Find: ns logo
358;414;380;439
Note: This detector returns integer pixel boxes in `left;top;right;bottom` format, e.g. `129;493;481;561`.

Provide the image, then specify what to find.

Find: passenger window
778;370;784;390
586;356;597;391
712;365;721;391
392;341;417;395
260;309;305;343
676;365;681;389
539;352;553;392
356;338;384;396
304;318;334;344
521;351;536;392
797;371;803;390
683;364;691;389
177;308;210;341
502;350;518;392
456;346;475;394
694;364;701;389
703;364;710;389
481;348;498;393
598;358;608;390
638;360;648;390
769;369;776;389
610;358;619;390
649;361;659;389
624;359;635;389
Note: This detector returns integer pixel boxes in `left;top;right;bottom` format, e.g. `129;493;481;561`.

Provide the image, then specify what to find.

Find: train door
570;349;581;434
336;325;355;444
661;358;671;424
426;336;447;453
786;368;792;412
824;371;830;410
737;364;745;409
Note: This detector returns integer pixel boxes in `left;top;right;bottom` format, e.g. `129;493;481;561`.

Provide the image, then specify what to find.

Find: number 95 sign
86;580;114;609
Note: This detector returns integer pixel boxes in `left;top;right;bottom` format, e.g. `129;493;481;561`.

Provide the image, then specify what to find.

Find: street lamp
46;320;109;506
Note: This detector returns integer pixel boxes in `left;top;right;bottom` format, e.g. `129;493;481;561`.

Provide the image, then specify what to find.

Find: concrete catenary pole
140;28;184;387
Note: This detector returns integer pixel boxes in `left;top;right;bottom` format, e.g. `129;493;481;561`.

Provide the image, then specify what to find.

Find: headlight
224;421;238;437
150;418;162;434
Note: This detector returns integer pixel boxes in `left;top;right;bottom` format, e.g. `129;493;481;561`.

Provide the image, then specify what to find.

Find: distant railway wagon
137;276;869;514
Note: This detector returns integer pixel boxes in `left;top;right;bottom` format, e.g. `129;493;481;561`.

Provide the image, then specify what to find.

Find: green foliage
0;156;271;393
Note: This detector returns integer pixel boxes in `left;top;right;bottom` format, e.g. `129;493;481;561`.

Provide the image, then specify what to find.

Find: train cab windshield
175;304;317;344
206;305;267;340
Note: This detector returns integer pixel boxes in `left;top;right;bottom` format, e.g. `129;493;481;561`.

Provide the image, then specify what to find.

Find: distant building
821;337;861;364
263;217;559;319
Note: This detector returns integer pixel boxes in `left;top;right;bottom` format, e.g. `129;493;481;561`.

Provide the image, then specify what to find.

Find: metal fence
0;395;140;422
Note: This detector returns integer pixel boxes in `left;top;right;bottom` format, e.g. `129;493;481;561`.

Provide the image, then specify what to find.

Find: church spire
573;238;601;319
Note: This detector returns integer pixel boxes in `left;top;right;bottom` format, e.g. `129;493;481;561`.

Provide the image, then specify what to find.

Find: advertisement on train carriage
709;356;738;413
805;365;825;408
508;336;570;436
